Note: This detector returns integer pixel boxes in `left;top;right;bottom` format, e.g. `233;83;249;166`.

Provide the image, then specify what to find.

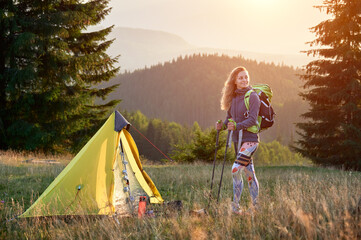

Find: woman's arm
223;109;232;127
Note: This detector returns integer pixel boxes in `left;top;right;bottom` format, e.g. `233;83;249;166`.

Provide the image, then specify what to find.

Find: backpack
244;84;275;133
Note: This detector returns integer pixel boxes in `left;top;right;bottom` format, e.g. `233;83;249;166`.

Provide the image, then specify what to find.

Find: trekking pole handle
228;119;236;130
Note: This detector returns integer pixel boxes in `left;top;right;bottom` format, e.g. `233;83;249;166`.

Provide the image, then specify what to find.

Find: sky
101;0;329;55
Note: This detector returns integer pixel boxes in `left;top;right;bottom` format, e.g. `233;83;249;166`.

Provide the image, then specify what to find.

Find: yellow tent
20;111;163;217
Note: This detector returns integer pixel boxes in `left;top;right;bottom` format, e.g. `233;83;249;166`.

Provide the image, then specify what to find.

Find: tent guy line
130;125;173;162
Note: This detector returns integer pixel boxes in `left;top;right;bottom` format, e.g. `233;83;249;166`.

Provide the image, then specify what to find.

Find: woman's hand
215;121;223;130
227;122;236;130
227;119;236;131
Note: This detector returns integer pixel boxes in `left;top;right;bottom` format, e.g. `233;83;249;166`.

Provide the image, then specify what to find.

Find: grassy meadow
0;150;360;239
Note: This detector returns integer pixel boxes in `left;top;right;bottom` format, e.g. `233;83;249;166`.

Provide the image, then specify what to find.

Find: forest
98;54;308;145
2;0;359;169
120;110;308;165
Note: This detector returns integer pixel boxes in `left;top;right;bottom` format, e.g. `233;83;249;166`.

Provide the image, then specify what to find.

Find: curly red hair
220;66;248;111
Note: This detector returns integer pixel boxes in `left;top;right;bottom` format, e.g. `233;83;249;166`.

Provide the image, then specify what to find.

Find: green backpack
244;84;275;133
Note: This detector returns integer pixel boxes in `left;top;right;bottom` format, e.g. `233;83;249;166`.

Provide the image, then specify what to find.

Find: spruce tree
296;0;361;170
0;0;119;152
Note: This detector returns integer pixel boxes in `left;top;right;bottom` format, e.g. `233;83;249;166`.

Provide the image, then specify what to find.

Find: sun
234;0;282;11
243;0;280;6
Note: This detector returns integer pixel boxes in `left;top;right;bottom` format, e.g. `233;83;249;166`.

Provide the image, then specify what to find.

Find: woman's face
235;71;250;89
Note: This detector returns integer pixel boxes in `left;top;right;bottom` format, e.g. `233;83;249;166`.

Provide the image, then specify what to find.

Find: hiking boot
231;202;240;213
232;204;258;216
232;209;248;215
243;205;259;215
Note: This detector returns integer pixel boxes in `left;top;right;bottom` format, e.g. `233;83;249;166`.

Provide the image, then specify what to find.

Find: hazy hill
107;27;194;71
98;54;308;144
107;27;312;71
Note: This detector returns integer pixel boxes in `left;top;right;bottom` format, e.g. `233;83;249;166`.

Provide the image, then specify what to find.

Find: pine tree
296;0;361;170
0;0;119;152
0;0;13;147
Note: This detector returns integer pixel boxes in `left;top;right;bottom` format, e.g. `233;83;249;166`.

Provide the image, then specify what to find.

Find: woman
216;66;260;214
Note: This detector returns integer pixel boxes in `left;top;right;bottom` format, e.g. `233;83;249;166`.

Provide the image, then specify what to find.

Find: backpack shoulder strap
244;89;254;110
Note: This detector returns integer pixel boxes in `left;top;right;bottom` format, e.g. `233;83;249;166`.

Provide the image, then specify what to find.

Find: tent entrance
113;138;146;216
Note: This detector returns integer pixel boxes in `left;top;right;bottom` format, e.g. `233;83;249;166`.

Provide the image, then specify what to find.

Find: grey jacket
224;86;261;143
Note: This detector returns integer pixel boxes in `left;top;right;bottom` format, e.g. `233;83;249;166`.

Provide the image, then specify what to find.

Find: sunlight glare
240;0;281;8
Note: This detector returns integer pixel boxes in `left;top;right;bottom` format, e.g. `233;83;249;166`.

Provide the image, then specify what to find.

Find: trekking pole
207;126;221;208
217;129;232;203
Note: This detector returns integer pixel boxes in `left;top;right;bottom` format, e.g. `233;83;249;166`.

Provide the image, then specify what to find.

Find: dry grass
0;151;360;239
0;150;72;166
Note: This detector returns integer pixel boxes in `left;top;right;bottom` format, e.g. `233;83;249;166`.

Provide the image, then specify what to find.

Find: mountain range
106;27;313;72
97;54;308;144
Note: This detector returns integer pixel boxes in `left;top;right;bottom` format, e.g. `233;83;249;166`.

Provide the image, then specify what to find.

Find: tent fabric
120;130;163;204
115;111;130;131
20;111;163;218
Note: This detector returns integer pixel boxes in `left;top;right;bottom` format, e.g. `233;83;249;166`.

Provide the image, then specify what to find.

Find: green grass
1;158;360;239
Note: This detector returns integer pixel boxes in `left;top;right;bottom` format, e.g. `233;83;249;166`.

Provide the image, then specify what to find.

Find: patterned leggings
231;142;259;211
